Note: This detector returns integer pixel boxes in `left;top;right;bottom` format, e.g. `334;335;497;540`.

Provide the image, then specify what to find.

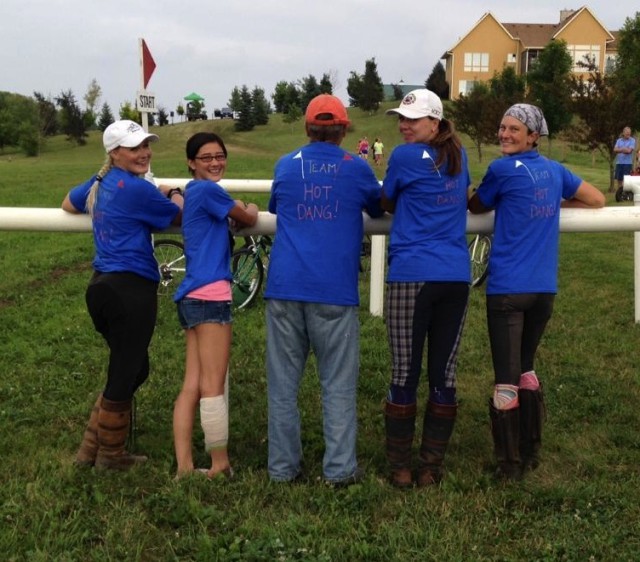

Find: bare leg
194;322;233;477
173;329;201;477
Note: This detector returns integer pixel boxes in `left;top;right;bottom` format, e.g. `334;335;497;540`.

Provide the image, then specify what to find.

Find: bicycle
468;233;491;287
231;235;272;309
154;237;186;297
153;235;272;309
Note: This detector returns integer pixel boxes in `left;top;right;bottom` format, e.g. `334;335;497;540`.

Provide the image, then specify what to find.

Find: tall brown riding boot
95;397;147;470
384;401;417;488
519;386;545;471
417;401;457;486
489;400;522;480
74;393;103;467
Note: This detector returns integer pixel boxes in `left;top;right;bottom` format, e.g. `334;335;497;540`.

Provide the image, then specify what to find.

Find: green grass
1;111;638;561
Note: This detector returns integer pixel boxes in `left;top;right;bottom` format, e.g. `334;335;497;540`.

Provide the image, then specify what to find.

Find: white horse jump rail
2;176;640;319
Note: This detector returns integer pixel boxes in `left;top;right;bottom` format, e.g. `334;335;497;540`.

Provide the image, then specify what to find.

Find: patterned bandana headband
503;104;549;136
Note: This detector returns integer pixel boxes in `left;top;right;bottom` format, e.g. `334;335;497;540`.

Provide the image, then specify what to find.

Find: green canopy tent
183;92;205;101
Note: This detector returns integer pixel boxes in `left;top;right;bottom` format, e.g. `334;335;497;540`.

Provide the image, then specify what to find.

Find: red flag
142;40;156;89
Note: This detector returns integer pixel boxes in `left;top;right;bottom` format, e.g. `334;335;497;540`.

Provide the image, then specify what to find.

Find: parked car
220;107;234;119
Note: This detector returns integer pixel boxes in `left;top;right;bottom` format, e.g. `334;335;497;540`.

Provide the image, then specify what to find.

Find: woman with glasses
62;120;183;471
172;132;258;479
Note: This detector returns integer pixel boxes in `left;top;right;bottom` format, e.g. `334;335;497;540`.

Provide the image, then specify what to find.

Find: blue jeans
266;299;360;482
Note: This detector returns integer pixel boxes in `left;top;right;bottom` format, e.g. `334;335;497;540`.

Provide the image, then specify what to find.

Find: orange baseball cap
305;94;351;126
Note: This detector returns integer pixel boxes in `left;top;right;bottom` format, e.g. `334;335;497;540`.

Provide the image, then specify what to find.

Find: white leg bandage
200;395;228;451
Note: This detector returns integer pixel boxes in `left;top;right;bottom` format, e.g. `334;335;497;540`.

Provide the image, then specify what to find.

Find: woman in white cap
382;89;471;488
62;120;183;470
468;103;604;480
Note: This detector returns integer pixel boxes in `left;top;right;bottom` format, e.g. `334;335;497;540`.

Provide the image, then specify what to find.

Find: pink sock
519;371;540;391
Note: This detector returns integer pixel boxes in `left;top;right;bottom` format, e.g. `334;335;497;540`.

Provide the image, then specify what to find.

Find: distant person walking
613;126;636;196
62;120;183;470
382;89;471;488
468;103;605;480
171;132;258;480
265;94;383;486
373;137;385;166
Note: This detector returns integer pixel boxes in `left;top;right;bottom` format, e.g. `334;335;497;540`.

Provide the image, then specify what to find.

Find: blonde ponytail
86;157;113;217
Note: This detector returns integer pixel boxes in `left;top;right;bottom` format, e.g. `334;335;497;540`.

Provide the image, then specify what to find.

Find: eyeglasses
195;153;227;163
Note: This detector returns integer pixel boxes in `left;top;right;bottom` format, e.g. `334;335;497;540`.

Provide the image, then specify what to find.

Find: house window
464;52;489;72
568;44;601;71
605;54;617;73
458;80;478;96
506;53;517;63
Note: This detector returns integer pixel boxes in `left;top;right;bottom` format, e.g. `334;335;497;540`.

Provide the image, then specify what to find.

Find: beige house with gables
442;6;618;99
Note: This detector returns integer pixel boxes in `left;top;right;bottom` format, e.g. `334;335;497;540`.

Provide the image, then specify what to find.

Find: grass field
1;107;639;561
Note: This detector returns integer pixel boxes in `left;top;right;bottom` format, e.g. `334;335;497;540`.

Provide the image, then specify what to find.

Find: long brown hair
430;118;463;176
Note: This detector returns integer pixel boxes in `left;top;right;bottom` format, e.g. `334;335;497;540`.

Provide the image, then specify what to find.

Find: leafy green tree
391;84;404;101
450;83;497;162
234;85;255;132
347;71;364;108
0;91;39;155
571;61;637;190
83;78;101;129
319;73;333;94
119;101;140;123
300;75;322;111
282;103;302;133
613;12;640;129
450;66;524;162
33;92;58;138
157;107;169;126
186;100;203;121
228;87;242;112
272;81;289;113
526;40;573;144
97;103;115;131
348;58;384;112
251;86;270;126
55;90;88;146
176;104;185;122
425;61;449;100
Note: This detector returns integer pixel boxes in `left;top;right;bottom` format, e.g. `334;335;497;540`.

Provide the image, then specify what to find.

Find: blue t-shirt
615;137;636;166
173;179;236;302
476;150;582;295
264;141;383;306
383;143;471;283
68;167;179;282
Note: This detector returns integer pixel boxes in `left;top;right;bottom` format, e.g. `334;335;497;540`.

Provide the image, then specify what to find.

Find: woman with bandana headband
468;103;604;480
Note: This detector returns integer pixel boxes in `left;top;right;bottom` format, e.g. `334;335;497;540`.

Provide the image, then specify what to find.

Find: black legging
486;293;555;386
85;271;158;401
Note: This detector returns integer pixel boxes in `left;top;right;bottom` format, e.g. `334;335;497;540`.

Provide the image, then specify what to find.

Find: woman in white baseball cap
62;119;183;471
381;89;471;488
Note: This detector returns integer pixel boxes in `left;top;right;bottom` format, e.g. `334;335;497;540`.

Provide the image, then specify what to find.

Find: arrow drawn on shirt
423;150;441;177
293;150;304;179
515;160;535;182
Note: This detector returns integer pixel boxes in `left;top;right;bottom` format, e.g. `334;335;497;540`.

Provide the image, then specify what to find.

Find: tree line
1;11;638;168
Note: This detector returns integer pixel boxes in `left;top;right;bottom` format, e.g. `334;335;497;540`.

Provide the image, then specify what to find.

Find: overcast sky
0;1;634;114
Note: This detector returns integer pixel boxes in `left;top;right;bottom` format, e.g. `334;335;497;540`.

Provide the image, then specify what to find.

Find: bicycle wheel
231;247;264;309
468;234;491;288
154;239;186;297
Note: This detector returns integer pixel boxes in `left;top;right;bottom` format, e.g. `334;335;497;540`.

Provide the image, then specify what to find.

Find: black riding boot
384;401;417;488
489;400;522;480
519;386;545;471
417;400;457;486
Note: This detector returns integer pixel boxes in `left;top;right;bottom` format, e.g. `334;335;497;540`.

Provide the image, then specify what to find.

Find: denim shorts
177;298;232;329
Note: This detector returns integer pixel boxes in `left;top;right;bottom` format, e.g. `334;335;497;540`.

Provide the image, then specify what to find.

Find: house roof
443;5;617;57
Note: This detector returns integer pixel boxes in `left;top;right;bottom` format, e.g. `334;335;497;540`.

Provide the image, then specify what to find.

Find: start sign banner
137;90;156;113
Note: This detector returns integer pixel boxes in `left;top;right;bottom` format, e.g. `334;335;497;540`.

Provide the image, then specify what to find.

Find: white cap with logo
103;120;159;153
386;89;444;120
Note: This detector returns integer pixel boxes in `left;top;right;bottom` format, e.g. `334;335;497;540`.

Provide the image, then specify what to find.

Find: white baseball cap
103;120;159;152
386;89;444;120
